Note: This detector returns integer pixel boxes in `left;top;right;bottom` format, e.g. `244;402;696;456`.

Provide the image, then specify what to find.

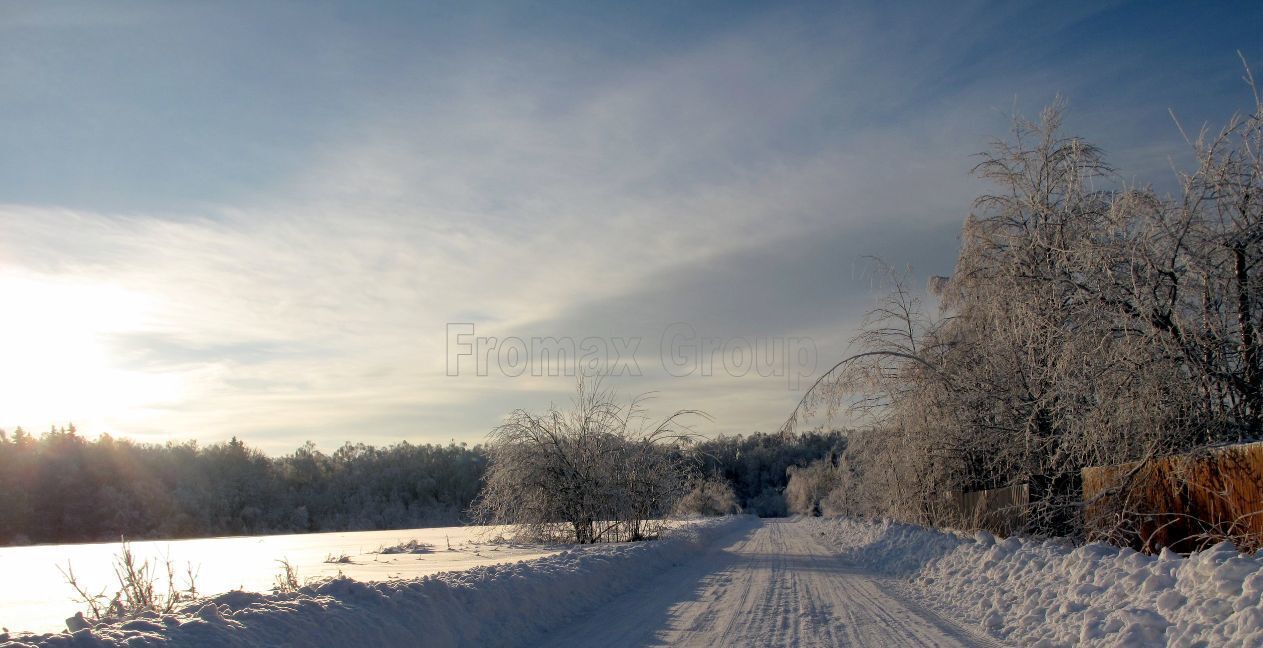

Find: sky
1;1;1260;453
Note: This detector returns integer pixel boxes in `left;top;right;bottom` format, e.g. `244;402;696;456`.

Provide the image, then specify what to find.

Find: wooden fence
1081;441;1263;553
943;483;1029;535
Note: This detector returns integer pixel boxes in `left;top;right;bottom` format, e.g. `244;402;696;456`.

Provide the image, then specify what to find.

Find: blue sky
1;1;1260;452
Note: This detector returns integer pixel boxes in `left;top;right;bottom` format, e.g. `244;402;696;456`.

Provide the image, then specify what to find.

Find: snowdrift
1;517;753;648
810;517;1263;647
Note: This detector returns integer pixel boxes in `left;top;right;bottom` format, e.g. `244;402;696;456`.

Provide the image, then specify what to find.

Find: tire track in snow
531;518;1003;647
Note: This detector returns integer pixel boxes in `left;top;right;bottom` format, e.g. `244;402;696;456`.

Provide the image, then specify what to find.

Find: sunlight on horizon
0;272;184;434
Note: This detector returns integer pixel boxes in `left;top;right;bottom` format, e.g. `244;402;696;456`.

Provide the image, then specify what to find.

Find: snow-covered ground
0;517;748;647
533;517;995;647
0;524;561;635
810;516;1263;647
6;516;1260;647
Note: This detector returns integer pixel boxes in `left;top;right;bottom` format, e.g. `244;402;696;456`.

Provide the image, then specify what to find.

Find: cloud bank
1;1;1259;450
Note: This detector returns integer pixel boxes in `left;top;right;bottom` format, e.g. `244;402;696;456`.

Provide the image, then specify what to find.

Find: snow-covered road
532;519;997;647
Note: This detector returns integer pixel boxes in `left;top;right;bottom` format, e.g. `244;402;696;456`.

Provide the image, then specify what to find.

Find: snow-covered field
810;516;1263;647
0;524;561;636
0;517;748;647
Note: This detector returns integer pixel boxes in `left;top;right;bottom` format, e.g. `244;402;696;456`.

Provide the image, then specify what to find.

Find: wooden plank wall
1081;442;1263;553
946;483;1029;535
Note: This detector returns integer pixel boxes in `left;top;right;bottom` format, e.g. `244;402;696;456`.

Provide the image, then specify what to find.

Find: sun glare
0;272;182;433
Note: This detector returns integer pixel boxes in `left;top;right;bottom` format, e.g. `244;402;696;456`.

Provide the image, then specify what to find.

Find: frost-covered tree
786;70;1263;540
470;379;705;543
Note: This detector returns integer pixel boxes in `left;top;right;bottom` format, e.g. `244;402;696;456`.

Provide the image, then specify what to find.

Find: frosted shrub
674;477;741;516
471;379;706;544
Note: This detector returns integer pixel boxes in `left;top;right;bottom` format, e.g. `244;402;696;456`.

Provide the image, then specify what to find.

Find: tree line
0;421;843;545
0;426;486;545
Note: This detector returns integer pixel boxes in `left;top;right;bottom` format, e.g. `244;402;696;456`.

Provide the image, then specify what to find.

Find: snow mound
1;517;753;648
809;517;1263;648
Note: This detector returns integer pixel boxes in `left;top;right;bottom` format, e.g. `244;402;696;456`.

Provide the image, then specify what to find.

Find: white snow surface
0;518;749;648
810;516;1263;648
7;516;1259;647
532;517;994;647
0;524;563;635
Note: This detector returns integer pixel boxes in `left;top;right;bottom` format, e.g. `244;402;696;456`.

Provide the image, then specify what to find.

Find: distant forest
695;431;847;517
0;426;487;545
0;426;844;545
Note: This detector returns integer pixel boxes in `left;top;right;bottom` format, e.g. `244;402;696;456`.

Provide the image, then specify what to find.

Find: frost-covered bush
785;455;845;516
471;379;705;543
674;477;741;516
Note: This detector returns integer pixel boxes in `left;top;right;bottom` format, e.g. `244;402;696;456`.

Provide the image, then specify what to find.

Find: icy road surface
533;519;1000;647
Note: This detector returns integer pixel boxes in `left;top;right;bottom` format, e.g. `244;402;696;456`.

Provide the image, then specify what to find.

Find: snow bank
0;517;753;648
809;517;1263;647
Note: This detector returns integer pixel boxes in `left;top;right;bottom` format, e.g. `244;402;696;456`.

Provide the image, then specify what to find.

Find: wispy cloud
1;1;1259;450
